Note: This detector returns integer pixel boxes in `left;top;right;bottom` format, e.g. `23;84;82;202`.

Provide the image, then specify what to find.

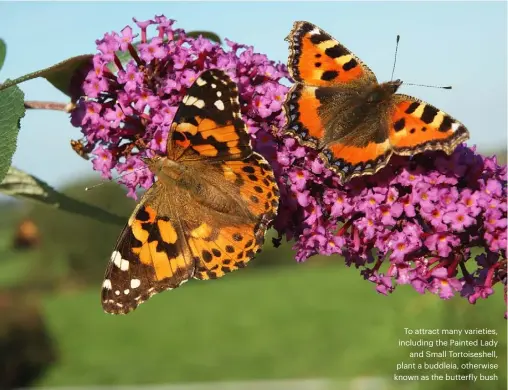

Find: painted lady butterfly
102;69;279;314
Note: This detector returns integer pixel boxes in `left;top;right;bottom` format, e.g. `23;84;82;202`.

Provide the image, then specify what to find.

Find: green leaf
0;85;25;182
42;54;93;97
0;54;93;98
0;39;6;72
0;167;125;227
187;30;221;43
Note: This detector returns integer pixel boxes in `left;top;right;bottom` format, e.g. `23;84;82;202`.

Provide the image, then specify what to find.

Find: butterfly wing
319;138;393;183
102;185;195;315
389;94;469;156
284;21;469;182
168;70;279;279
102;165;279;315
168;69;252;161
102;70;279;314
187;152;279;280
319;93;471;182
284;21;377;149
286;21;376;86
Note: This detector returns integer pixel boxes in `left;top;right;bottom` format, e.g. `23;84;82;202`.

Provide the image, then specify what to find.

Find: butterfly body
313;79;403;148
284;21;469;181
144;155;258;221
102;70;279;314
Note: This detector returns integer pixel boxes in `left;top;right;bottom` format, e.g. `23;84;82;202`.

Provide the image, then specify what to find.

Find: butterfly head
367;79;403;103
386;79;403;93
142;155;165;176
142;155;188;186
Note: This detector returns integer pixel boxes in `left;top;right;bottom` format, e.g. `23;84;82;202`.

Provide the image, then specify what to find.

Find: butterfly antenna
405;82;452;90
390;35;400;81
85;166;149;191
397;35;452;90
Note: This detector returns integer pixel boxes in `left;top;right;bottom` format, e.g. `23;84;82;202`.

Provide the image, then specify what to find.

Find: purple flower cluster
70;15;507;314
274;138;507;314
70;15;288;198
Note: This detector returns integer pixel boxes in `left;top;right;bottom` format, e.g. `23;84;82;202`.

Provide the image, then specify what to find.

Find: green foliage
187;30;222;43
0;39;6;72
0;200;24;231
42;55;93;98
0;54;93;98
37;263;506;388
0;167;57;203
0;289;57;389
0;85;25;183
26;179;134;288
0;167;125;227
0;250;35;287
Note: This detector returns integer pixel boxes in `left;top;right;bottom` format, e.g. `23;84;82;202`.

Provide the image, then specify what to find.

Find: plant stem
24;101;71;111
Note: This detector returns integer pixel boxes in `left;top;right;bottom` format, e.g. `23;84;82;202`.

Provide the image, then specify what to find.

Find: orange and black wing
168;69;253;161
101;152;280;315
389;94;469;156
101;186;195;315
319;139;393;182
284;21;377;149
318;95;470;182
102;70;280;314
188;152;279;280
286;21;376;86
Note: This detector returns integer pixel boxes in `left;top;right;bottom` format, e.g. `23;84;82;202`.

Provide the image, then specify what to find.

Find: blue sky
1;1;506;188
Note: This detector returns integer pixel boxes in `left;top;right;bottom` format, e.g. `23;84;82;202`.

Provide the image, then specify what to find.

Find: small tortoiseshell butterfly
102;69;279;314
283;21;470;182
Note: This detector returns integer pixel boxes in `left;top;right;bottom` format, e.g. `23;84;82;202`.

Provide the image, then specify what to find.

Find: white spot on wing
216;91;222;97
124;289;130;295
194;99;205;109
102;279;112;290
196;77;206;86
451;122;460;132
184;96;197;106
111;251;129;271
310;27;321;35
214;100;225;110
115;290;120;296
131;279;141;289
211;83;217;88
